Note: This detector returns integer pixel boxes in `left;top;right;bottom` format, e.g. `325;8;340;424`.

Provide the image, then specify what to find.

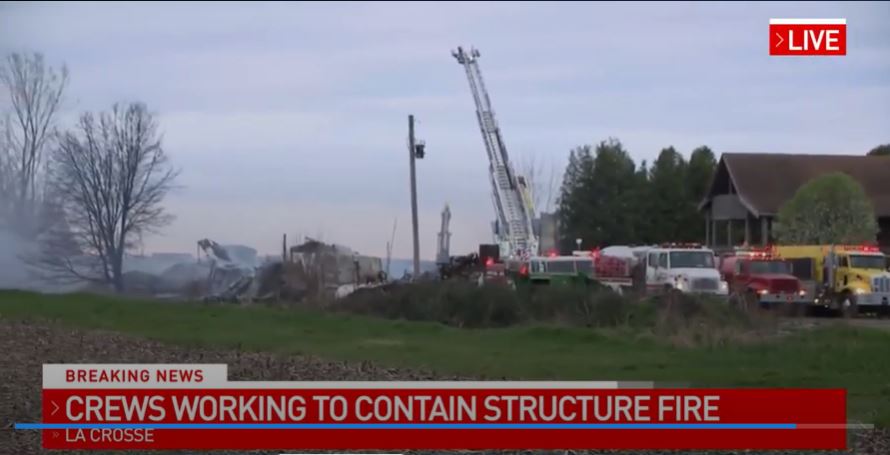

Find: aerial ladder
452;46;539;260
436;204;452;265
385;218;397;280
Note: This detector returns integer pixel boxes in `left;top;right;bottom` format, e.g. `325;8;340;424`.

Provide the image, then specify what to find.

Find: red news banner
41;364;846;450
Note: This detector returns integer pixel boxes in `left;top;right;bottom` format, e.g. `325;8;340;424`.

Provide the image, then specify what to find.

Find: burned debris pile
107;237;387;304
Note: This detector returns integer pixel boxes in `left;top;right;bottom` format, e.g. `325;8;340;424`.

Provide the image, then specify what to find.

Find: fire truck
513;249;632;293
718;246;809;311
478;257;514;287
572;249;634;291
773;244;890;317
638;244;729;296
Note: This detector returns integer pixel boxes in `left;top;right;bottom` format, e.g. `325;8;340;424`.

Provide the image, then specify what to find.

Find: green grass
2;290;890;425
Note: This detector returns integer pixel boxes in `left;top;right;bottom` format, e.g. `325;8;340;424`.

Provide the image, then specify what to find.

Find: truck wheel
839;292;858;318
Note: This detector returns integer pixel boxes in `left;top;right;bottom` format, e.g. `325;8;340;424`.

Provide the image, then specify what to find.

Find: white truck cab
642;244;729;296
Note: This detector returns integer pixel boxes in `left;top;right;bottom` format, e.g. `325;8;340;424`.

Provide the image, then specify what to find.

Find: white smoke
0;224;82;293
0;226;40;290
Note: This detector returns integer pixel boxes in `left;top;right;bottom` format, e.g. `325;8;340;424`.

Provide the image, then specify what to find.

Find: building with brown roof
699;153;890;250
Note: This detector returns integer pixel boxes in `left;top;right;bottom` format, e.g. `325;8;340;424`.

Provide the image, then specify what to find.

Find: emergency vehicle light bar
843;244;880;253
659;242;703;249
734;245;782;260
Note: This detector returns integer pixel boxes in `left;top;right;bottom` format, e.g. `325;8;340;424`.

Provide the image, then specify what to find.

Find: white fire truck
639;244;729;296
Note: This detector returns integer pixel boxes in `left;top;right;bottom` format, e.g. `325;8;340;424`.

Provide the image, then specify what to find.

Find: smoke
0;226;38;290
0;223;81;293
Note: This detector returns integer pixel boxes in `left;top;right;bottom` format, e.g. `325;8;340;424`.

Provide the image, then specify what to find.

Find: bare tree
0;53;68;233
0;116;13;219
518;153;559;215
30;103;178;292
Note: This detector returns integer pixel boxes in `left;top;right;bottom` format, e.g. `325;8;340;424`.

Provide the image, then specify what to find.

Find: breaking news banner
15;364;849;451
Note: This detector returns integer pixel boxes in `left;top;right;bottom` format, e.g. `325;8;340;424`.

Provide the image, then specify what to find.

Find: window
734;260;742;275
530;261;542;273
648;253;658;268
668;251;715;268
787;258;814;280
839;256;849;268
575;260;593;274
547;260;576;274
658;253;668;268
748;261;791;274
849;255;886;270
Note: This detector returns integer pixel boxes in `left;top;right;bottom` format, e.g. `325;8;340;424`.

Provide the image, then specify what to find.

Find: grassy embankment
1;289;889;425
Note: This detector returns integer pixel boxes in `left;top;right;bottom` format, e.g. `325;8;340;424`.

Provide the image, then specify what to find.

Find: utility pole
408;115;421;279
408;115;426;279
282;233;289;262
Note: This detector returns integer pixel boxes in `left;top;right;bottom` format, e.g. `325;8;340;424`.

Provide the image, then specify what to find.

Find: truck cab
774;244;890;315
828;247;890;312
642;244;728;296
719;248;808;309
479;260;511;287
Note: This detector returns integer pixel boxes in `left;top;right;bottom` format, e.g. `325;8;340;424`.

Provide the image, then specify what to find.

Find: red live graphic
770;19;846;56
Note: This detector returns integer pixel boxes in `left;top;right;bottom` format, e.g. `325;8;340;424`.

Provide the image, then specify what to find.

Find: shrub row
329;281;764;333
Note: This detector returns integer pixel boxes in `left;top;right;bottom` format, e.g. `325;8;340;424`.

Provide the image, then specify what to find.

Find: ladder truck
452;46;539;261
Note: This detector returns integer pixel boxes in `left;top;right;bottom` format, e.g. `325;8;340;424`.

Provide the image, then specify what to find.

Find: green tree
687;146;716;201
557;142;716;248
867;144;890;156
557;139;642;250
631;160;653;243
557;146;592;252
583;138;638;246
647;147;691;242
683;146;717;240
774;172;878;245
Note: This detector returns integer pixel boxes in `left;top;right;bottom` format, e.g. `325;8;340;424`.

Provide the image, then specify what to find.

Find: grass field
2;290;890;425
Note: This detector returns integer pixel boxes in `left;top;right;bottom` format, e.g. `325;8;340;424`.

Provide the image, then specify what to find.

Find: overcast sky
2;1;888;259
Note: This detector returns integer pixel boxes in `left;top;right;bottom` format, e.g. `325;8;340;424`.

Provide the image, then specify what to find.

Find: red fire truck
718;246;811;312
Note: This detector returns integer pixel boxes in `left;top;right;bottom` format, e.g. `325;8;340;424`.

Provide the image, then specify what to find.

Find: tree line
555;140;890;251
555;138;717;251
0;52;178;292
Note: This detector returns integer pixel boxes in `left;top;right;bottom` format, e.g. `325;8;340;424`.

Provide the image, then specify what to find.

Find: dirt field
1;319;888;455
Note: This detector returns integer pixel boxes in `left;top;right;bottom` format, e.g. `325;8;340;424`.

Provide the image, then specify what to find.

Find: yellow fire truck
773;244;890;316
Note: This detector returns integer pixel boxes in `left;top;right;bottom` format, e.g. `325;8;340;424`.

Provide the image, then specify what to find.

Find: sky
1;1;888;260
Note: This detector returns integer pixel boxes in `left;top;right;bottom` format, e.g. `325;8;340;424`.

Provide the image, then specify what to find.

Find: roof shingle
719;153;890;217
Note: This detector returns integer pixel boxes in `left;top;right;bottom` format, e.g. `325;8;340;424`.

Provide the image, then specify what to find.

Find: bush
330;281;778;345
333;281;635;329
332;281;521;328
645;292;777;347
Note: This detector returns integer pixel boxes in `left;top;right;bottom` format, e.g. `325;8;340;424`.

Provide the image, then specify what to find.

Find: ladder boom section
436;204;452;265
453;46;538;258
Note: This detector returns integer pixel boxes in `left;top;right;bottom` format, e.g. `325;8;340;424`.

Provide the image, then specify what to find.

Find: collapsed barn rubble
115;238;387;303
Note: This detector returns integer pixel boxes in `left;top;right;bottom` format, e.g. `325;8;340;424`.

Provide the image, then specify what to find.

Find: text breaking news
10;364;851;450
